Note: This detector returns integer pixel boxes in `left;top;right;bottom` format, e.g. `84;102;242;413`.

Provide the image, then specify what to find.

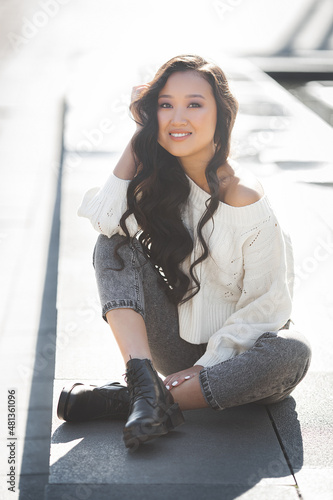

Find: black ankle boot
57;382;130;422
123;358;185;449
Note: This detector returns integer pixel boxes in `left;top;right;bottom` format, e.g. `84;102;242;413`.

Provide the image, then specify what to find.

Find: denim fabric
199;330;311;410
93;234;207;376
93;234;311;410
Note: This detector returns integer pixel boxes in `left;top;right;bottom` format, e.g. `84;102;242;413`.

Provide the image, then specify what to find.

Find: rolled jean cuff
199;368;222;411
102;299;144;323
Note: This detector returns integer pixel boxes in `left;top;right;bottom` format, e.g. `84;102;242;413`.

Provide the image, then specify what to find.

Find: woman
57;54;311;450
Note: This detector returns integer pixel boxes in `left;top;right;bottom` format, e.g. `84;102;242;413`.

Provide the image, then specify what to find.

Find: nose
171;107;188;126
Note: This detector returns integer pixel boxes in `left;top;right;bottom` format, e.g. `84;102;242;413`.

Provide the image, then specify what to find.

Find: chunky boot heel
57;382;130;422
123;358;185;449
57;383;83;420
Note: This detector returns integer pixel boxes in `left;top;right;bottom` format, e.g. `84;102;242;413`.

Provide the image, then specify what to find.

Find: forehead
158;70;213;97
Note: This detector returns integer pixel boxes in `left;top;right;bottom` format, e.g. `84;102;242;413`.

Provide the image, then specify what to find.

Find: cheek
197;109;216;130
206;113;217;138
157;113;167;143
157;109;163;123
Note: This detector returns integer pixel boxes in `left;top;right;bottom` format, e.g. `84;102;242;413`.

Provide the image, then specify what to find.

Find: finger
166;375;192;390
131;84;150;99
164;370;195;387
163;376;174;389
167;379;184;390
164;375;179;390
131;85;147;95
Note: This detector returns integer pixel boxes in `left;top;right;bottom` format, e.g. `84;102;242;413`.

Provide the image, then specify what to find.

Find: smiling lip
169;131;192;141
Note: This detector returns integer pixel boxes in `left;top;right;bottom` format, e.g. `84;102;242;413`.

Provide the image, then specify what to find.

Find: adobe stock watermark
212;0;244;20
17;295;101;382
52;90;136;177
294;233;333;290
17;322;79;383
75;118;114;150
7;0;72;51
247;457;286;487
51;116;115;177
237;115;290;158
110;92;133;123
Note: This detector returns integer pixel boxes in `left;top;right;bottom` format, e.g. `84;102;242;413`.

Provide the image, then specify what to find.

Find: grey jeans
93;234;311;411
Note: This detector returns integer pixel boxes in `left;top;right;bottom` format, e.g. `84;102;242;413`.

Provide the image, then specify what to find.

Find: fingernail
184;376;191;379
166;385;170;390
172;381;178;386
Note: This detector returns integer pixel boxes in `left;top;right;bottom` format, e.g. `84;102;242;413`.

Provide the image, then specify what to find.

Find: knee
255;330;311;404
277;329;312;381
279;329;311;360
95;233;126;254
93;233;128;270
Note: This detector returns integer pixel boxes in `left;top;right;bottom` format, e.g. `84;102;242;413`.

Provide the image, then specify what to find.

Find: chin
165;142;192;155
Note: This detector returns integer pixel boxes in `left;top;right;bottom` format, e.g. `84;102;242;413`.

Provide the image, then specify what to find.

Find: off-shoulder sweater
77;169;294;368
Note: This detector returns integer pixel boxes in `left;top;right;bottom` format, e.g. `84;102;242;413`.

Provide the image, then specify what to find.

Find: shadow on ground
46;398;303;500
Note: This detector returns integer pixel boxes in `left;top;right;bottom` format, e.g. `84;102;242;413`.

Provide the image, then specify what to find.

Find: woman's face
157;70;217;169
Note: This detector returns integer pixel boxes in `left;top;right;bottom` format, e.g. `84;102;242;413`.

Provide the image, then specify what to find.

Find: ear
213;124;220;146
213;131;221;150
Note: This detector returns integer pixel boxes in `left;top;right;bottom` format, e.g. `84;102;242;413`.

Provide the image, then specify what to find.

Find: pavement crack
265;406;303;499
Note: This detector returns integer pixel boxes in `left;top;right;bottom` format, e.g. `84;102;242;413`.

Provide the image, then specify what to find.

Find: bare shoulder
221;168;265;207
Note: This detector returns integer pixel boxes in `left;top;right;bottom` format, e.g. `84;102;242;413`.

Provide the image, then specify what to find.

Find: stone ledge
45;483;300;500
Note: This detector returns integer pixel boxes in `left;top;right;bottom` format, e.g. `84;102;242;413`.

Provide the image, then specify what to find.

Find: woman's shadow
45;396;303;500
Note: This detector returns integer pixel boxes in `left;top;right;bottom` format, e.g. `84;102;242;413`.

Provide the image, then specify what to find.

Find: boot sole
57;383;84;421
123;403;185;450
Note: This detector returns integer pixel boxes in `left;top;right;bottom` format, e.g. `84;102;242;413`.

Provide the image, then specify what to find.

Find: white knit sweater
78;170;294;368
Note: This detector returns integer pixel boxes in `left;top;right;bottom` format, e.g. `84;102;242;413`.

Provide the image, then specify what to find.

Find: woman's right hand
130;84;150;129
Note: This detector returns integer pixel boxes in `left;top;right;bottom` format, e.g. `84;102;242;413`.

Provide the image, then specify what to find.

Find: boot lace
99;383;128;414
124;367;154;408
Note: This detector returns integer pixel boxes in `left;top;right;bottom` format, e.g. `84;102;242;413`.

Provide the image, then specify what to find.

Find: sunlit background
0;1;333;498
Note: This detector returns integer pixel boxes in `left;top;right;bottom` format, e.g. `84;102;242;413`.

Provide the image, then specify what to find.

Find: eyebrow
158;94;206;100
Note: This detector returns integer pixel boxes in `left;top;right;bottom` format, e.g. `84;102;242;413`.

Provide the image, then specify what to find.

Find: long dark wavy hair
117;54;238;305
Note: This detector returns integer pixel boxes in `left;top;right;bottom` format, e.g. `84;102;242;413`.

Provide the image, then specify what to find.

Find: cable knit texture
78;170;294;368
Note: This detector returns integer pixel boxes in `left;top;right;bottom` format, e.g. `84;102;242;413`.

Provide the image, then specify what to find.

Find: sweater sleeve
195;214;294;368
77;173;139;237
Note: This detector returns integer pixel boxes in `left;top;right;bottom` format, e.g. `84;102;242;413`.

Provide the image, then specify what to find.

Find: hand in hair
130;84;150;129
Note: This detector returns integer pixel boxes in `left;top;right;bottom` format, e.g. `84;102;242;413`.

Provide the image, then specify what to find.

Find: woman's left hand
130;84;150;129
163;365;204;391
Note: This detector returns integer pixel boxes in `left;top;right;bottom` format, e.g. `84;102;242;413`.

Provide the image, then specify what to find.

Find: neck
178;147;215;193
180;163;209;192
179;159;233;196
